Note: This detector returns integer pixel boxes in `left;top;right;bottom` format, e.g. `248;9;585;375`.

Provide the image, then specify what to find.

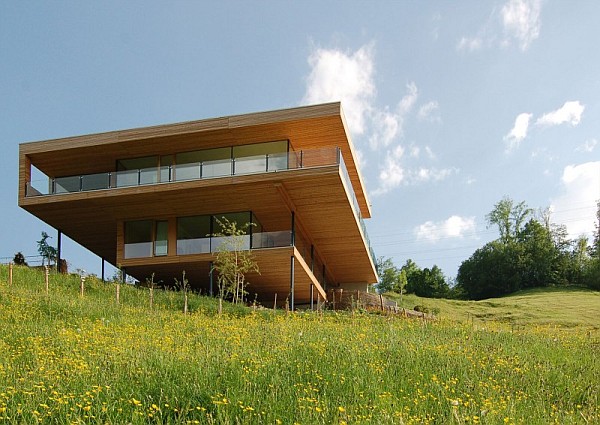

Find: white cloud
458;0;542;52
501;0;542;51
536;101;585;127
457;36;483;52
413;167;458;183
576;139;598;153
550;161;600;240
373;146;405;195
418;100;441;122
302;43;457;197
415;215;477;243
368;82;419;149
302;44;375;136
504;112;533;152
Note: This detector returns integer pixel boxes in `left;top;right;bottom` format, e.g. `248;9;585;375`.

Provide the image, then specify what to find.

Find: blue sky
1;1;598;279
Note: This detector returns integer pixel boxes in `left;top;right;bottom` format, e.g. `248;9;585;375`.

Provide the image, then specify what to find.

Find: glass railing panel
234;155;267;175
299;148;339;168
160;165;172;183
251;231;292;249
267;152;288;171
54;176;81;193
203;159;232;178
26;180;51;196
154;240;168;256
177;238;211;255
124;242;153;259
211;235;250;252
175;162;201;181
81;172;110;191
139;167;158;185
115;170;139;187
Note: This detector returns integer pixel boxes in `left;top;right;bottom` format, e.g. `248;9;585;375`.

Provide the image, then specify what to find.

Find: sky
1;1;599;280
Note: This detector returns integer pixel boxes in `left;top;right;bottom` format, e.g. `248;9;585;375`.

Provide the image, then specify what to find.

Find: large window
175;211;262;255
211;212;252;252
177;215;211;254
124;220;153;258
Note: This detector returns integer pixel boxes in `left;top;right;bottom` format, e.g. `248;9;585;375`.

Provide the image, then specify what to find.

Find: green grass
385;287;600;329
0;264;598;424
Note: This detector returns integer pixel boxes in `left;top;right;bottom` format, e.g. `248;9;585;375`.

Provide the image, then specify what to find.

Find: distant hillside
385;286;600;329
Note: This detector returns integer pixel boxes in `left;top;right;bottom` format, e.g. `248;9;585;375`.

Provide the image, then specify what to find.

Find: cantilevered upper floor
18;102;377;292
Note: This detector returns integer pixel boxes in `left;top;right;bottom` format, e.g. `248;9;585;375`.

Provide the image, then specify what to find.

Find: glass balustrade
124;242;153;259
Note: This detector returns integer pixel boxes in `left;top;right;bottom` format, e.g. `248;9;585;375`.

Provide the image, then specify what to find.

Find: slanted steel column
209;261;214;296
290;255;295;311
101;258;105;282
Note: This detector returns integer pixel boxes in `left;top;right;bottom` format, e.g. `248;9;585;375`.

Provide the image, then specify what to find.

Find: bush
13;252;27;266
413;305;430;314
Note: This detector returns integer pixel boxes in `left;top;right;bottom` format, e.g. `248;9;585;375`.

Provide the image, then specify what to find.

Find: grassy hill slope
0;265;598;424
385;286;600;329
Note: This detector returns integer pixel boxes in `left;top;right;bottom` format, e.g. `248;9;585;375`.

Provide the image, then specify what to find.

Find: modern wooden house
18;102;377;308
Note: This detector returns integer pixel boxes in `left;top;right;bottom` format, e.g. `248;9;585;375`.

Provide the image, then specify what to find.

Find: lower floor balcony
120;246;327;306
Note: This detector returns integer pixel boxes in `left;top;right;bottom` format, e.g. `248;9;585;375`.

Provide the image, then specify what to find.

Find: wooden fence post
9;262;13;285
44;266;49;294
273;293;278;312
80;276;85;297
379;294;384;312
116;283;120;304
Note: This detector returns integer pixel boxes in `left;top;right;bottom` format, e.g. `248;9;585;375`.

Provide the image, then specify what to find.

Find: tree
406;265;449;298
211;217;259;306
375;257;399;293
37;231;57;267
486;196;533;244
518;219;562;287
457;240;523;300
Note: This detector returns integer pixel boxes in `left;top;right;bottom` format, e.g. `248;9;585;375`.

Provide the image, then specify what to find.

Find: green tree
37;231;57;267
211;217;259;306
457;240;523;300
486;196;533;244
375;257;399;293
406;265;449;298
518;219;562;287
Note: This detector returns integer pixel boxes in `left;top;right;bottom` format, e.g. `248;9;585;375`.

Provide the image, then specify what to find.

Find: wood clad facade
18;102;377;305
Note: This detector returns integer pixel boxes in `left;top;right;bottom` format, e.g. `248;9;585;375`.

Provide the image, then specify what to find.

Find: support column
101;258;105;283
122;268;127;284
290;255;295;311
56;230;62;272
291;211;295;246
310;284;314;311
209;261;214;297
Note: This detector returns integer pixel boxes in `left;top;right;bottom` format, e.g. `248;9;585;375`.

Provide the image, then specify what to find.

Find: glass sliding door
154;221;168;256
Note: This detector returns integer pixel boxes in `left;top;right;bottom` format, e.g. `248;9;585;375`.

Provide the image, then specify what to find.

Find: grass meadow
0;264;598;424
